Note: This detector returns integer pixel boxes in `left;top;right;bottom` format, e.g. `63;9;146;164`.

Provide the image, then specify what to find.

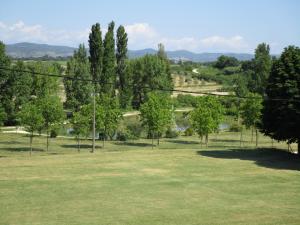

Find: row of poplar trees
64;22;173;111
64;21;130;110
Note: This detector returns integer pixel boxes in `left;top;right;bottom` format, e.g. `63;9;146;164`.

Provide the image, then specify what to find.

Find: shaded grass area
0;131;299;225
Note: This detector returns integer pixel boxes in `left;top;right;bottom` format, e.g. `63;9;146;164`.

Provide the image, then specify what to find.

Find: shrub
229;123;243;132
184;127;194;136
126;123;143;139
50;129;58;138
165;128;179;138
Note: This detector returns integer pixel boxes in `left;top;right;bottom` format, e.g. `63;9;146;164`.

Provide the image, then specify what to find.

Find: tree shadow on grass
210;138;243;143
61;144;102;149
166;140;200;145
197;148;300;171
0;147;44;152
113;142;153;147
0;141;23;145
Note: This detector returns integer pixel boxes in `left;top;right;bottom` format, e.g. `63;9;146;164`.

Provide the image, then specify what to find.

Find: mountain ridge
5;42;254;62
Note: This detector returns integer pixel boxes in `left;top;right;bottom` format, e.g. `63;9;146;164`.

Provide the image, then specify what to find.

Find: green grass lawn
0;132;299;225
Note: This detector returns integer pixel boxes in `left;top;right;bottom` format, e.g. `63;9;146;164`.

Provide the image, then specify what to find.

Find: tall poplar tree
102;21;116;96
250;43;272;95
116;25;131;109
89;23;103;94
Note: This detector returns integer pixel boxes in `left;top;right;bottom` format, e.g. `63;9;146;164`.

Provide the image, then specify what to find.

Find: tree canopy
261;46;300;152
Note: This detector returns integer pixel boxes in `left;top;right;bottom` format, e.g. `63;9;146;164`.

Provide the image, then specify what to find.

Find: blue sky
1;0;299;53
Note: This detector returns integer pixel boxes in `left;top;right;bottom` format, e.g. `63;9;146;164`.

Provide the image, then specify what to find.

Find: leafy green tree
116;25;132;109
215;55;239;69
5;61;33;124
190;96;224;147
132;55;173;108
241;93;263;147
89;23;103;94
28;62;61;98
102;21;116;96
0;104;7;127
140;93;173;147
261;46;300;153
71;109;91;152
18;101;44;156
233;74;249;127
99;94;122;145
64;44;92;110
0;41;11;96
38;95;65;151
250;43;272;94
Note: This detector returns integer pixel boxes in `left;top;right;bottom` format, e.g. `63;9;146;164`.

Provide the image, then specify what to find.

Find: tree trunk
30;133;33;157
205;134;208;148
298;142;300;155
152;132;154;149
157;133;160;146
46;129;49;151
77;137;80;153
240;130;243;147
255;129;258;148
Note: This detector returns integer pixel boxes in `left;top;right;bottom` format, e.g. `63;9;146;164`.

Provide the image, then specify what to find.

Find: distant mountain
6;42;76;58
5;42;254;62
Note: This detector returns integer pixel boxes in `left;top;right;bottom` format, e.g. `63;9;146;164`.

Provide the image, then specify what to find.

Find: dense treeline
0;21;299;154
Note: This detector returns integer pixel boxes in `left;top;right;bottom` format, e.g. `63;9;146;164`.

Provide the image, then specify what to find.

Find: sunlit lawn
0;131;299;225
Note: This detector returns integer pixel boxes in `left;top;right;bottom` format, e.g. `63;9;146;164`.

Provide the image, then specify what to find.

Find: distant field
171;74;225;97
0;131;299;225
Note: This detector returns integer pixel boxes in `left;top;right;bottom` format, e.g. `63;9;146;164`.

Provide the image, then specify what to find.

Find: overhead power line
0;66;298;102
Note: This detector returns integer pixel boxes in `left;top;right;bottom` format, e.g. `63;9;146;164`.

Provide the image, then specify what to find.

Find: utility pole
92;91;96;153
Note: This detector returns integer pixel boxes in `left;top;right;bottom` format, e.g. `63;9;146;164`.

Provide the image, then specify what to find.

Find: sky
0;0;299;54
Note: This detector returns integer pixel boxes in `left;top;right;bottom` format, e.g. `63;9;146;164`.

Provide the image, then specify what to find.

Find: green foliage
0;41;11;101
131;55;173;108
38;95;65;130
165;128;179;138
89;23;103;94
1;60;33;124
28;61;61;98
140;93;173;140
249;43;272;94
215;55;239;69
18;101;44;134
190;96;224;139
157;43;168;60
97;94;123;140
229;123;243;132
184;127;194;136
64;44;92;110
175;94;199;107
233;74;249;98
102;21;116;96
37;95;65;150
116;25;131;109
50;129;58;138
261;46;300;147
241;93;262;129
71;107;91;140
0;104;7;126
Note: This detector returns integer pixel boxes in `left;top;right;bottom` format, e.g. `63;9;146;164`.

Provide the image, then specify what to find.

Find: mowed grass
0;131;299;225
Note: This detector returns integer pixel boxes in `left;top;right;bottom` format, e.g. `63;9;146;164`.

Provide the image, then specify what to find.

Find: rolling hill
5;42;254;62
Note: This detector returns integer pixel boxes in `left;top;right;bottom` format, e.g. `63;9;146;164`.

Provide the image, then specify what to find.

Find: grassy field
0;131;299;225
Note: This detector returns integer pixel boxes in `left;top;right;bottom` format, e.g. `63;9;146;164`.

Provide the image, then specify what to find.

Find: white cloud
123;23;249;52
0;20;250;52
0;20;88;46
